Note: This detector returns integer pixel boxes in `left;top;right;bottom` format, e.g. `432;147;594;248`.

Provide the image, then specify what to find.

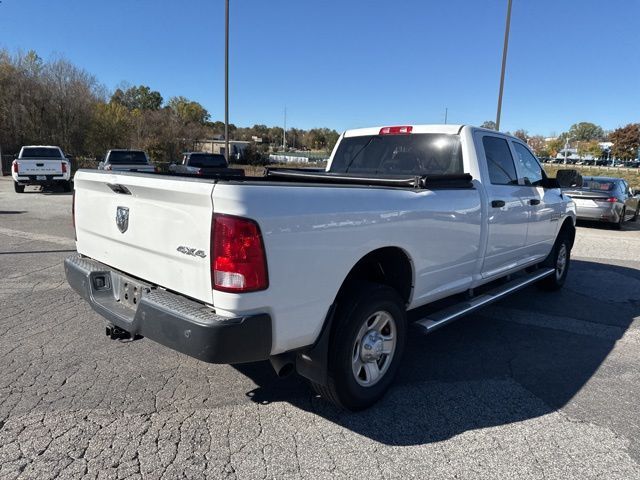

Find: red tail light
196;168;203;176
212;214;268;293
379;125;413;135
61;162;67;173
12;161;18;174
594;197;617;203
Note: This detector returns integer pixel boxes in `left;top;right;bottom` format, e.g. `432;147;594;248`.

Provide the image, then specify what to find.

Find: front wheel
538;233;571;291
13;181;25;193
311;283;407;410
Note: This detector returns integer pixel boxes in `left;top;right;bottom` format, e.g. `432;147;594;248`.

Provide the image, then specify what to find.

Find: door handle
529;199;541;206
491;200;505;208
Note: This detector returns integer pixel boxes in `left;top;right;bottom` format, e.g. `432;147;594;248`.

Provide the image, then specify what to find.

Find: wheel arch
295;246;414;386
336;246;414;306
559;216;576;250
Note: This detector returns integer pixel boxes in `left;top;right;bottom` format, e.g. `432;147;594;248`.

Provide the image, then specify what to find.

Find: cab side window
482;136;518;185
513;142;544;186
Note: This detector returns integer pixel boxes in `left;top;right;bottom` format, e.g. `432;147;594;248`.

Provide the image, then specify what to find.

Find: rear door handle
491;200;506;208
529;199;541;206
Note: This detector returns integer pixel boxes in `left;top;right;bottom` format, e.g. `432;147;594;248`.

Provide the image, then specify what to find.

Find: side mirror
541;177;561;189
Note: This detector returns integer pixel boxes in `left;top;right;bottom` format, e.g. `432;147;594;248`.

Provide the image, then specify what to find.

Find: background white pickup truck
65;124;576;409
12;145;71;192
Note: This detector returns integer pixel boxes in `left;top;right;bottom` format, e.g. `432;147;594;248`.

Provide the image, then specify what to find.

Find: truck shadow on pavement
234;259;639;446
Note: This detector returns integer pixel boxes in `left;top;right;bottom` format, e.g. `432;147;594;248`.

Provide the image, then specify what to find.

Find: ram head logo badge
115;206;129;233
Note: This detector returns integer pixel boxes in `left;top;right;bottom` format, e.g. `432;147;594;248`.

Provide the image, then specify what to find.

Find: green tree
168;96;210;124
111;85;163;111
577;140;603;159
85;102;132;156
480;120;497;130
609;124;640;160
567;122;605;142
546;138;564;158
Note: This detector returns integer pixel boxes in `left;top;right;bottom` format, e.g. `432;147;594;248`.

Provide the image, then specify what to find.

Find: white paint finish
211;181;483;352
73;170;215;304
71;125;575;356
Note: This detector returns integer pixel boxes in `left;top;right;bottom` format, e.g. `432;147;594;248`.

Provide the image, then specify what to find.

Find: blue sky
1;0;638;136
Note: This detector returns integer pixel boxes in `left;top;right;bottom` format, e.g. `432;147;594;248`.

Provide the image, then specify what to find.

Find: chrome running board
415;268;555;333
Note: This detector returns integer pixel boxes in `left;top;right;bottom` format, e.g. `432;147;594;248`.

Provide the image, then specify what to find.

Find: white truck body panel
74;172;215;304
71;125;576;356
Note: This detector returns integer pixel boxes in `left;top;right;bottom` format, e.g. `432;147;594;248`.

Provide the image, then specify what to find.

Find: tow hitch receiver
106;323;142;342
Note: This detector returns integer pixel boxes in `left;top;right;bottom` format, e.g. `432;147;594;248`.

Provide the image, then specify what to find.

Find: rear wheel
613;208;625;230
13;181;24;193
311;283;407;410
538;233;571;291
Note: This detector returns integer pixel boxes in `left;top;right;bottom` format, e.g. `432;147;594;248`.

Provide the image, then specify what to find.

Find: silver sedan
564;176;639;229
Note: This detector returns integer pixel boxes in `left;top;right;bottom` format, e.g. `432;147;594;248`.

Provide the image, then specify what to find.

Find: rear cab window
329;133;463;176
20;147;62;159
187;153;227;168
108;151;148;164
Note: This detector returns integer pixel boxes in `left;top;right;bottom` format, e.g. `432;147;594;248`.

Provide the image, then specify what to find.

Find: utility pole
283;107;287;150
495;0;513;131
224;0;230;162
444;107;448;124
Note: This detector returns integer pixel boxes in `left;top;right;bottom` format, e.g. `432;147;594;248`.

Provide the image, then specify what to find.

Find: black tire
613;209;625;230
13;181;24;193
538;232;571;291
62;181;72;192
311;283;407;411
631;206;639;222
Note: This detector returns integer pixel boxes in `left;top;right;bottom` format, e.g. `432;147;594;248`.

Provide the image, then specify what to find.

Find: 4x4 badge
116;206;129;233
176;246;207;258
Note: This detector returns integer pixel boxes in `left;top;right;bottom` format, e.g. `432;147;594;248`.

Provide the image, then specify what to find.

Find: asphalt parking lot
1;176;639;480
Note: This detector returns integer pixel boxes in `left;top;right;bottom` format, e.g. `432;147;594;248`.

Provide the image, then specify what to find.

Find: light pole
224;0;230;162
495;0;513;131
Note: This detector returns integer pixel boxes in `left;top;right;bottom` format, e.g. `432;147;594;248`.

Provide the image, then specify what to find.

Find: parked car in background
563;176;639;229
168;152;244;177
11;145;72;193
98;150;156;173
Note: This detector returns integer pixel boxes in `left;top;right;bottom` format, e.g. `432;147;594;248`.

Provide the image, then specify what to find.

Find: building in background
194;139;251;160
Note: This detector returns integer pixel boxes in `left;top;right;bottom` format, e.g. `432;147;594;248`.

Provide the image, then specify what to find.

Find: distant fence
269;152;330;164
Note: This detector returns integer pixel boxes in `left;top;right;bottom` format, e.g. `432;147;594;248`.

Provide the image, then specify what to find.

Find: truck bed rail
263;168;474;190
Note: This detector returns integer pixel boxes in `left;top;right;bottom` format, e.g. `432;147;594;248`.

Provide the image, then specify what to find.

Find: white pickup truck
65;125;576;410
12;145;72;193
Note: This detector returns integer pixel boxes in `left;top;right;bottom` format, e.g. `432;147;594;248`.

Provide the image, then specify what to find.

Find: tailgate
18;159;64;175
74;170;215;304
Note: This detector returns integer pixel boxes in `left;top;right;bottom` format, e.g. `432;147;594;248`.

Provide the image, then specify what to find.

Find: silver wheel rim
351;310;397;387
556;243;567;280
